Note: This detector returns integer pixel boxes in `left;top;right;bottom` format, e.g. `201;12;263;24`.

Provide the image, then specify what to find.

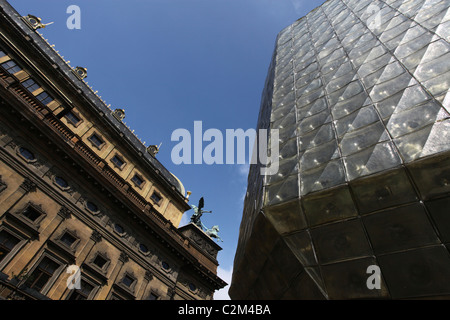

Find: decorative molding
144;270;153;282
119;252;129;263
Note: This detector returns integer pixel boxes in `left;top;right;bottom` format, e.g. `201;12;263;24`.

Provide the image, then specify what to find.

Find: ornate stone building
0;0;226;300
230;0;450;299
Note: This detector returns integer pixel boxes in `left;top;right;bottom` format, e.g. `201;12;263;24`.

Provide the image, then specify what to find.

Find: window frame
17;146;37;164
1;59;22;74
131;173;145;189
111;154;126;170
87;132;106;150
64;110;82;127
85;201;100;215
66;277;99;300
116;271;138;296
147;292;159;300
113;223;126;237
35;91;54;106
20;202;47;226
21;78;40;93
56;229;80;252
53;176;70;191
150;191;163;206
138;243;150;256
91;253;109;271
23;253;65;295
0;227;25;269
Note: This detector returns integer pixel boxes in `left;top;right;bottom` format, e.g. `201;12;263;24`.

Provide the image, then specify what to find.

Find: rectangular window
25;257;60;292
0;230;20;263
0;50;6;58
111;155;125;169
65;111;81;126
67;280;95;300
150;192;162;204
93;254;107;269
1;60;22;74
88;133;104;149
131;174;144;187
21;78;40;93
36;91;54;105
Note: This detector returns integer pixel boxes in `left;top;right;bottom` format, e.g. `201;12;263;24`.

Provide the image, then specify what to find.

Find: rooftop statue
205;225;223;243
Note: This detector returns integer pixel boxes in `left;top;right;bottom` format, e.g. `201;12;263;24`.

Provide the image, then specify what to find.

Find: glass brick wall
231;0;450;299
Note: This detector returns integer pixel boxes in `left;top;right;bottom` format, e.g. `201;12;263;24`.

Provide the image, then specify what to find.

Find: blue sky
10;0;325;299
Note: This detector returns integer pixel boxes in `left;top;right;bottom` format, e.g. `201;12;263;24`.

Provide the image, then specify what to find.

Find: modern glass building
230;0;450;299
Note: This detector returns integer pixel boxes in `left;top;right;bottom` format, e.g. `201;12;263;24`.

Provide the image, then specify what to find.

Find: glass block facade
230;0;450;299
